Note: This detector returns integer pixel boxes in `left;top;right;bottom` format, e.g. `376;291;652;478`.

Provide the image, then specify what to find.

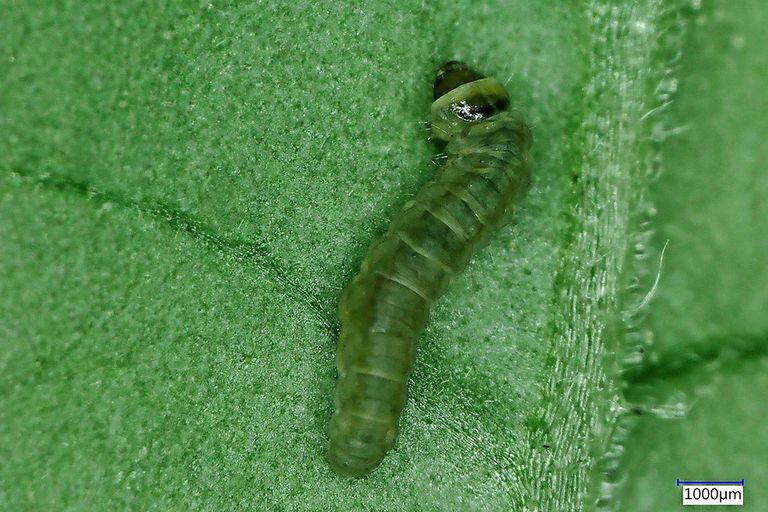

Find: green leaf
3;1;745;511
612;1;768;510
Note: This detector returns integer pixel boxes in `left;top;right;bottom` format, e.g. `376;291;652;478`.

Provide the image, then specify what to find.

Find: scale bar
676;479;744;486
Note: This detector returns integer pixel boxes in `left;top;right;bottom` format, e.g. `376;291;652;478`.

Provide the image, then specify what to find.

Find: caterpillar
327;61;533;477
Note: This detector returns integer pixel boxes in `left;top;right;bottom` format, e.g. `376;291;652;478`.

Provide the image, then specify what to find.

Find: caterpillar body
327;61;533;477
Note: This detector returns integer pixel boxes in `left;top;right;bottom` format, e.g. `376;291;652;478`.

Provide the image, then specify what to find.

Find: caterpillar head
430;61;510;142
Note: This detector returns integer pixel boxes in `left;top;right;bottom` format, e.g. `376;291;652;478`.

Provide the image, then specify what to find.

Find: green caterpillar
327;61;533;477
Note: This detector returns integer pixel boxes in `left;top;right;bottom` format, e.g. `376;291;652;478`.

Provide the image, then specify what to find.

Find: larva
327;61;533;477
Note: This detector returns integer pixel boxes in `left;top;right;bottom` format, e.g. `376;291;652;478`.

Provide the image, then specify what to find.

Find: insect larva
327;61;533;477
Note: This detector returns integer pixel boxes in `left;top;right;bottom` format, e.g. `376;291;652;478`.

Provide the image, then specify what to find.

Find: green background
1;1;764;510
614;0;768;510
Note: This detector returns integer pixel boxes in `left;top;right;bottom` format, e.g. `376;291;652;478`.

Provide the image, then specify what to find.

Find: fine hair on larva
327;60;533;477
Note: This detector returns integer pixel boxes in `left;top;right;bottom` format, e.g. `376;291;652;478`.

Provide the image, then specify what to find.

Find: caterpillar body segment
327;61;532;477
